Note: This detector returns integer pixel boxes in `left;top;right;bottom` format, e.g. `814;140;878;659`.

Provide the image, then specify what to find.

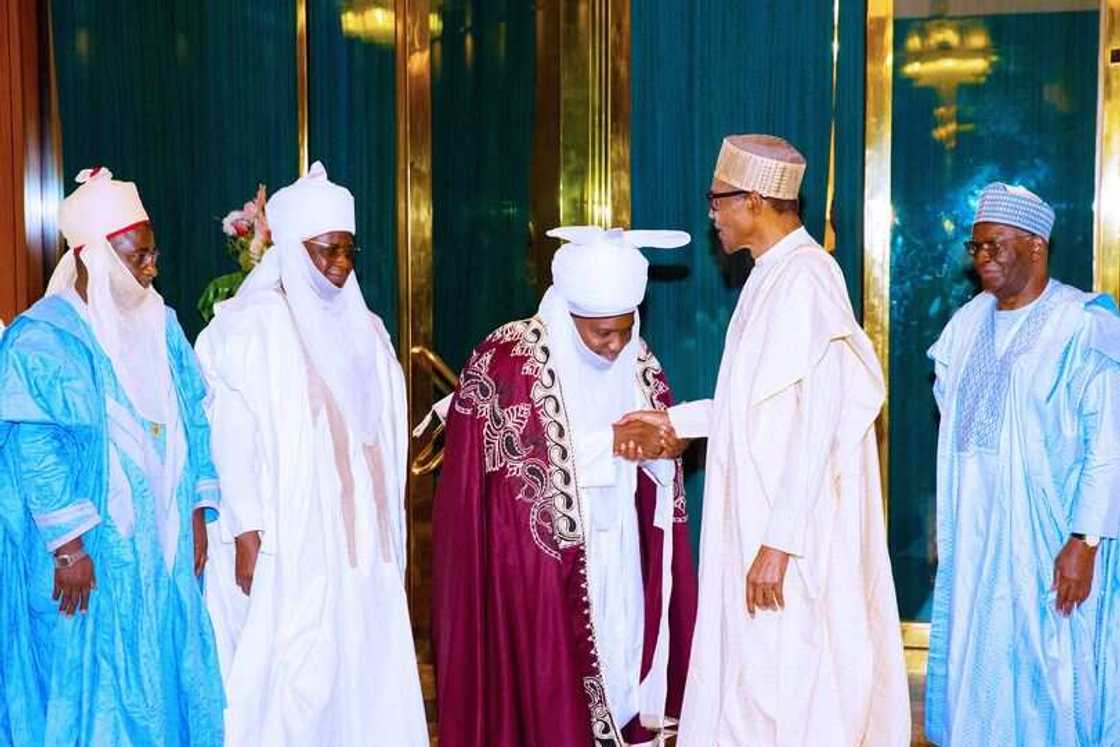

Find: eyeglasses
705;189;750;211
305;240;360;262
963;237;1027;262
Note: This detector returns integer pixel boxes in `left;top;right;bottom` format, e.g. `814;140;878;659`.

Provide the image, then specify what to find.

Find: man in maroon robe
432;226;699;746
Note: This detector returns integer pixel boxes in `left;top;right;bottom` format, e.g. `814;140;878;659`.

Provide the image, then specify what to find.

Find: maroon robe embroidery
432;317;698;746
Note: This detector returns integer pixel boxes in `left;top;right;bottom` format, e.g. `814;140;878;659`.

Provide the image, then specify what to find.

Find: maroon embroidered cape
432;317;698;746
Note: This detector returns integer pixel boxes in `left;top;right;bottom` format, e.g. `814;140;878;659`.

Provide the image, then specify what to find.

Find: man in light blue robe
926;182;1120;745
0;168;225;745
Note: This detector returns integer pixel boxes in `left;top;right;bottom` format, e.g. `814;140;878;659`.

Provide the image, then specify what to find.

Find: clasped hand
611;410;689;461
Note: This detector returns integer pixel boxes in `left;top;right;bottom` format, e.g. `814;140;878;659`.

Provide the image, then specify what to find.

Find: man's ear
1031;235;1047;259
745;192;764;214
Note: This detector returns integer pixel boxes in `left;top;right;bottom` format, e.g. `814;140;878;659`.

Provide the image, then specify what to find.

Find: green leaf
197;271;247;323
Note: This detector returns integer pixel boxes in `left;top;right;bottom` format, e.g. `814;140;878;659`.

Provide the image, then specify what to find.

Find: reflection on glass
339;0;443;45
901;18;996;148
888;1;1099;621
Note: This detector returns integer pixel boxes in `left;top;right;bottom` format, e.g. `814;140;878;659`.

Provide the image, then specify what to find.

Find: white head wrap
48;167;171;423
547;226;690;317
236;161;383;441
538;225;689;436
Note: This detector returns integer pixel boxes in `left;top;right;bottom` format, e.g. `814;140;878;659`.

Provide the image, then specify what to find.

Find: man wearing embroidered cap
924;182;1120;745
196;162;427;745
624;134;909;745
431;226;699;745
0;168;225;744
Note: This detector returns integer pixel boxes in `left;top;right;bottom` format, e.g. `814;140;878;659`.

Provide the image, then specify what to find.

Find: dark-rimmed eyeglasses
705;189;750;211
963;237;1027;262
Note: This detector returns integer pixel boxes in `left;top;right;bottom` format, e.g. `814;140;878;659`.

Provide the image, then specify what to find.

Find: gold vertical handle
409;346;458;476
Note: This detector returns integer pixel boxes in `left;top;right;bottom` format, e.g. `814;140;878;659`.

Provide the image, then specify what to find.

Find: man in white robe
196;162;428;746
623;134;910;745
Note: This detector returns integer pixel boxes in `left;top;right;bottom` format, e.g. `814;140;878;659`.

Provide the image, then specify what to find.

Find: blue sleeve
1071;356;1120;538
13;423;101;550
166;311;220;521
0;319;102;551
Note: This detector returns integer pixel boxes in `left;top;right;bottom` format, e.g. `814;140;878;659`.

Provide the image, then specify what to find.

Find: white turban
267;161;356;242
547;226;690;317
57;167;150;248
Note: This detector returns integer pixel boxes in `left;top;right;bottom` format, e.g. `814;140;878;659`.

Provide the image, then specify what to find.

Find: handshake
611;410;689;461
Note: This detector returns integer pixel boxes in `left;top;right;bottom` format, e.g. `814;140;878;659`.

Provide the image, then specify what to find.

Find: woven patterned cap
973;182;1055;240
714;134;806;200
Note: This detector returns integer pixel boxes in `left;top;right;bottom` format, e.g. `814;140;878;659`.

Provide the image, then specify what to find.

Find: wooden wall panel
0;0;52;324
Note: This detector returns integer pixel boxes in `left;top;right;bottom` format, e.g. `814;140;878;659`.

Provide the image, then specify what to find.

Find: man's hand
1053;537;1098;616
746;545;790;616
612;420;665;461
235;531;262;596
614;410;690;460
192;508;209;577
53;537;95;616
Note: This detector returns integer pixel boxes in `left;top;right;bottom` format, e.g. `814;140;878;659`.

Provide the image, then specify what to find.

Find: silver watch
1072;533;1101;548
54;548;88;568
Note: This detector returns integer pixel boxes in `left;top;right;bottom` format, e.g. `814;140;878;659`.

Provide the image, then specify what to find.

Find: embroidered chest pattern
454;321;585;559
954;291;1061;452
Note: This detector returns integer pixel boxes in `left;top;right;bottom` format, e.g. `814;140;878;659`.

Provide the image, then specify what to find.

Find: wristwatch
1071;532;1101;548
54;548;88;568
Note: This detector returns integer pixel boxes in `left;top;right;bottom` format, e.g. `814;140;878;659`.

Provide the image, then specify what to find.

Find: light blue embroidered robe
0;294;224;746
926;280;1120;746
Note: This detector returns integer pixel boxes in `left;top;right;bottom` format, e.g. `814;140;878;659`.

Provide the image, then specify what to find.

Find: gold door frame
377;0;627;701
863;0;1120;675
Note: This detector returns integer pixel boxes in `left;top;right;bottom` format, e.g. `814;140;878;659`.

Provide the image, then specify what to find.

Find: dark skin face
74;222;159;302
303;230;357;288
708;177;802;258
571;312;634;362
970;221;1049;309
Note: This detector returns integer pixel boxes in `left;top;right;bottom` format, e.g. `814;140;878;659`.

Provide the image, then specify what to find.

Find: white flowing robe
196;287;427;747
674;228;910;746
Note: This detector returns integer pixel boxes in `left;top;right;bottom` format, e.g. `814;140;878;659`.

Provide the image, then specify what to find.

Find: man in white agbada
622;134;910;745
431;226;699;746
196;162;427;746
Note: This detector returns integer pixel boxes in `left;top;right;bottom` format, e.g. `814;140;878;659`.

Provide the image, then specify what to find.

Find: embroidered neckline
954;285;1061;452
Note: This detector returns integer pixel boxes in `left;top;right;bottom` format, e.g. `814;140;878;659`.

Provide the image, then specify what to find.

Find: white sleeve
196;329;266;543
573;428;617;488
667;399;713;439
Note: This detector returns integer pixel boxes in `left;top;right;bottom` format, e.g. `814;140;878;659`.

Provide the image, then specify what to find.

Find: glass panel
52;2;299;341
430;0;538;373
888;0;1101;621
308;0;398;340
